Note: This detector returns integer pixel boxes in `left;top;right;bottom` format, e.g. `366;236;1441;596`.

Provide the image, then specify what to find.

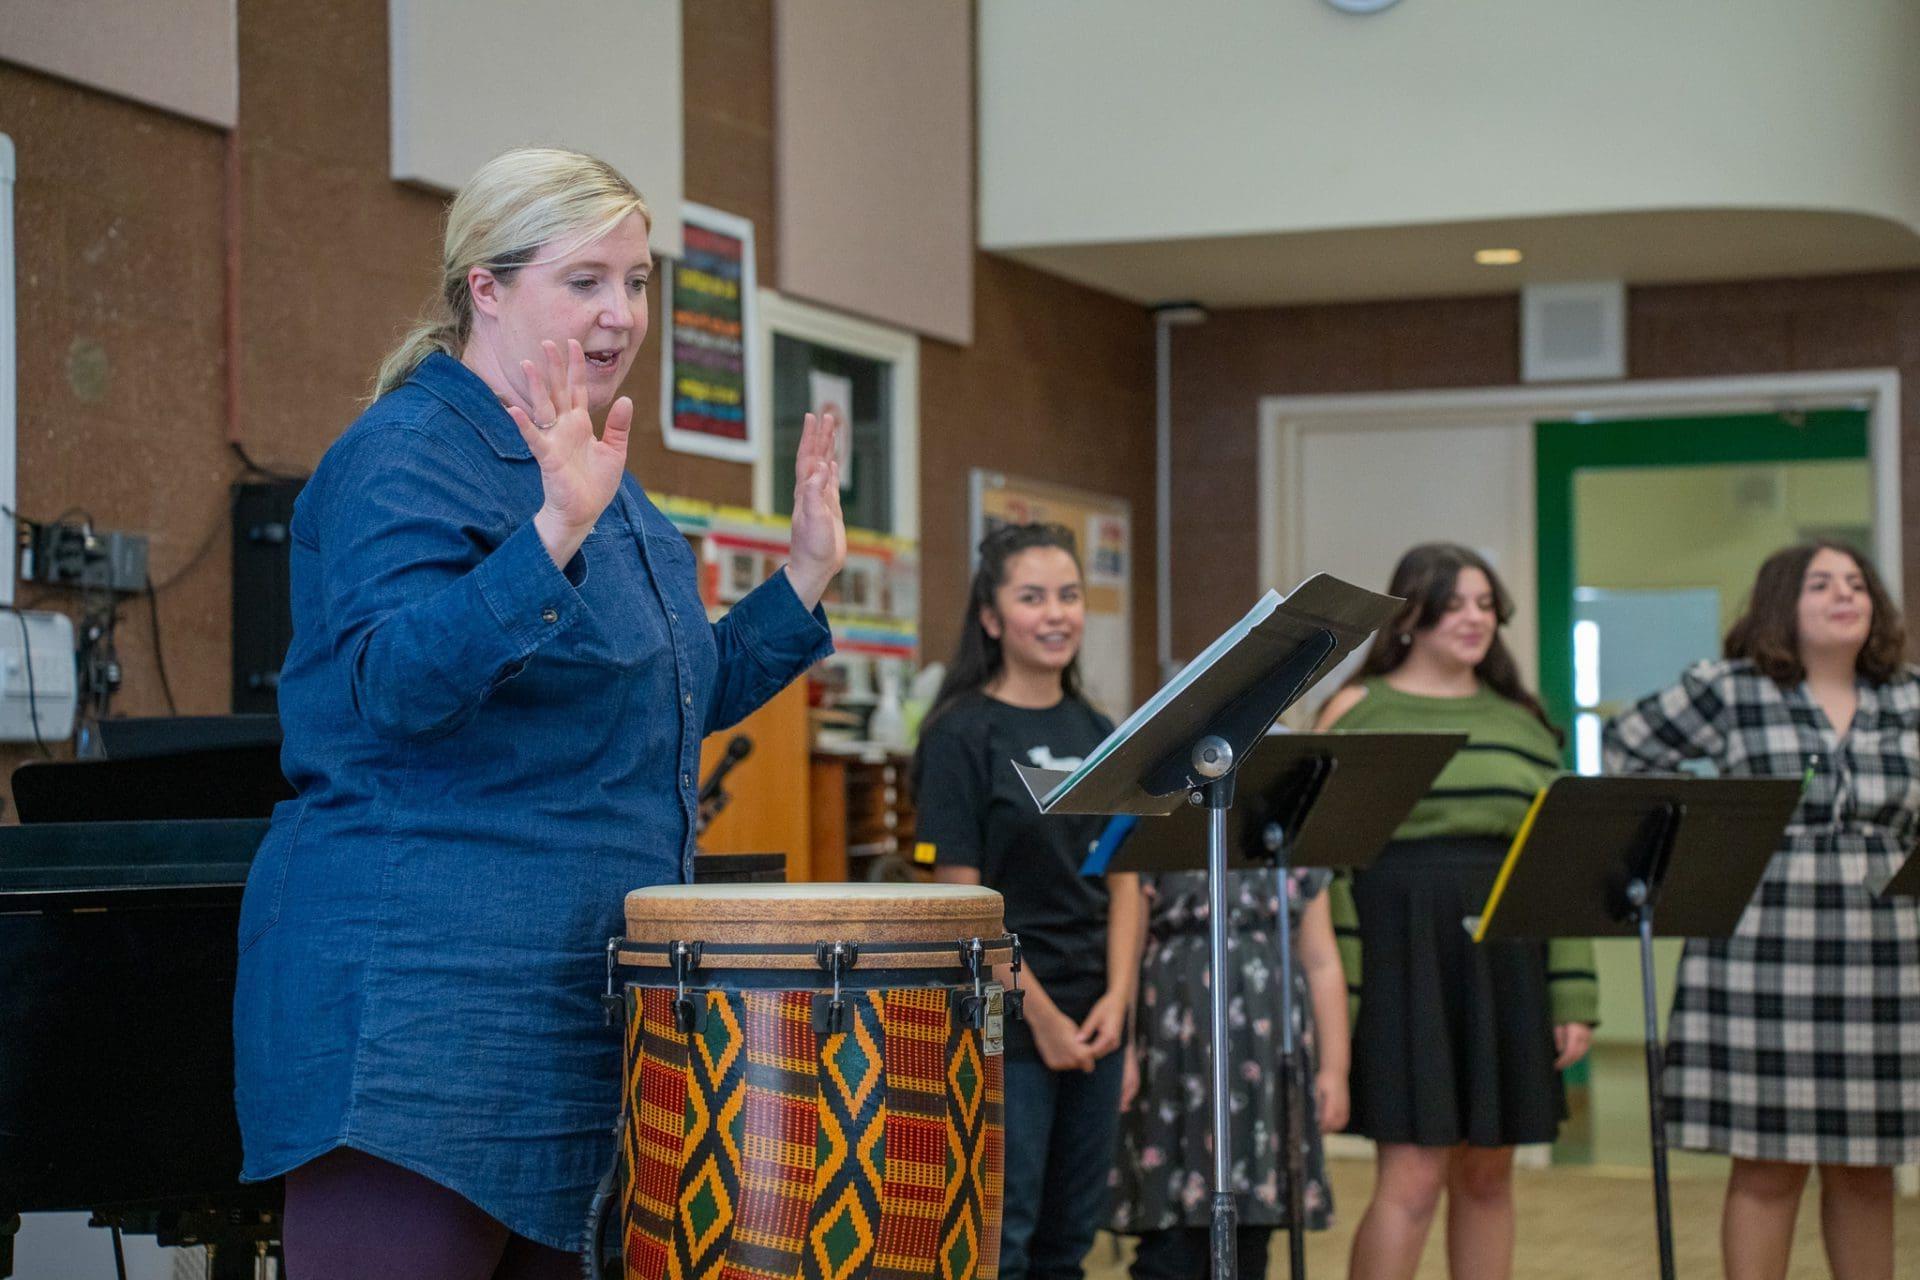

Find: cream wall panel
389;0;683;256
980;0;1920;252
1;0;236;128
775;0;971;344
1287;420;1537;712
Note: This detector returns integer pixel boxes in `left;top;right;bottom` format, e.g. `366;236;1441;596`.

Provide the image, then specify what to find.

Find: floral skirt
1110;871;1332;1232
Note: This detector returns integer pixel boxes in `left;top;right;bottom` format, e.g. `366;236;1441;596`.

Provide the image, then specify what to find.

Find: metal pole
1207;793;1238;1280
1274;858;1308;1280
1155;315;1172;680
1630;879;1677;1280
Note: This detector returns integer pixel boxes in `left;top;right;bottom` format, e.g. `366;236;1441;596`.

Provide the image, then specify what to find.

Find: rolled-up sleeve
311;424;586;742
1603;660;1727;775
703;567;834;732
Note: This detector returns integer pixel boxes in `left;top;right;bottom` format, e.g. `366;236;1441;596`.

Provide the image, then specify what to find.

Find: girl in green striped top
1317;543;1596;1280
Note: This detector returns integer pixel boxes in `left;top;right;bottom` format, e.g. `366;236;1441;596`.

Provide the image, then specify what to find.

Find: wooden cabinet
808;751;919;883
696;682;814;878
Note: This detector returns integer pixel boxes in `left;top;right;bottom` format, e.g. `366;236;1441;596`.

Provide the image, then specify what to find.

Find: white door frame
1257;368;1902;604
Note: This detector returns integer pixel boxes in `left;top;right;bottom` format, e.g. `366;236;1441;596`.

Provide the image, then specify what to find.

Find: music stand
1021;576;1398;1280
1471;775;1800;1280
1095;732;1463;1280
1867;846;1920;898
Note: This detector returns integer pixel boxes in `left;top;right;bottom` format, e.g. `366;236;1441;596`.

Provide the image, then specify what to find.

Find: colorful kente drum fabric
617;884;1012;1280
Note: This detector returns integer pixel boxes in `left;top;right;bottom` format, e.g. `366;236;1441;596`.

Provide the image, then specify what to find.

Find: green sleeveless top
1332;678;1561;842
1327;677;1600;1027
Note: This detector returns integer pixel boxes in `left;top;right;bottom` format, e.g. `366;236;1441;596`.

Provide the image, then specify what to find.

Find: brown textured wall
1170;273;1920;658
0;0;1156;808
920;254;1158;703
0;63;233;750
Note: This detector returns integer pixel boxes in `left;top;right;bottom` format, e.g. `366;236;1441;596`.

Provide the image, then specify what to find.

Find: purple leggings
282;1148;581;1280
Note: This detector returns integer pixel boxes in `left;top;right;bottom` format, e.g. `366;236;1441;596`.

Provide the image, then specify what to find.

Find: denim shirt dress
232;353;832;1250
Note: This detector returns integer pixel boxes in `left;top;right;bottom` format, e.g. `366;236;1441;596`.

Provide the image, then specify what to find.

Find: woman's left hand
783;407;846;609
1553;1022;1594;1070
1315;1069;1350;1133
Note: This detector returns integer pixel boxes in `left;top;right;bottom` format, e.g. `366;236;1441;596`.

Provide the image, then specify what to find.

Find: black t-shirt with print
913;691;1114;1049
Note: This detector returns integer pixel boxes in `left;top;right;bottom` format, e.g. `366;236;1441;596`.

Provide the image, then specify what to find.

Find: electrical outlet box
19;525;150;593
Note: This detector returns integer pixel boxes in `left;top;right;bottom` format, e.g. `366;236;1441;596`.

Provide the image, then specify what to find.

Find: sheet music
1017;574;1397;815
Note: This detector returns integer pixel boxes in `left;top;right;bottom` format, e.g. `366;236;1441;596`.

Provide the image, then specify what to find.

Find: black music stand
1096;731;1463;1280
1470;775;1800;1280
1867;846;1920;898
1021;576;1398;1280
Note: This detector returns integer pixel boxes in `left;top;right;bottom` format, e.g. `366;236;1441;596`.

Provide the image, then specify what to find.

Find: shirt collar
411;351;532;460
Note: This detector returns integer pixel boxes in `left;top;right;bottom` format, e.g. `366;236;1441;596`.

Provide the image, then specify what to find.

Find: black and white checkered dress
1604;658;1920;1166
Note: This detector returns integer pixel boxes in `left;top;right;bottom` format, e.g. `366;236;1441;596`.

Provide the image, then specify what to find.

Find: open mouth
585;348;622;370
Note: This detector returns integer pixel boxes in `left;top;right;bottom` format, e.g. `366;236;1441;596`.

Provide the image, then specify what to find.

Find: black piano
0;718;289;1277
0;717;781;1277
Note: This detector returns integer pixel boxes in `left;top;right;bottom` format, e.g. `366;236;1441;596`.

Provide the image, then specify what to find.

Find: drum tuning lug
674;993;707;1035
603;937;624;1027
813;941;858;1036
813;941;860;972
1005;988;1026;1021
812;992;850;1037
669;939;704;980
952;989;987;1030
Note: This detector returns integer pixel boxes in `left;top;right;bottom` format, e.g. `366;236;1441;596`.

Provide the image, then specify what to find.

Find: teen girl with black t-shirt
913;523;1145;1280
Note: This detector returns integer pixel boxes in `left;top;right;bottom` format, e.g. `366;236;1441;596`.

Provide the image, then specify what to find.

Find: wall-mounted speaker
1522;281;1626;383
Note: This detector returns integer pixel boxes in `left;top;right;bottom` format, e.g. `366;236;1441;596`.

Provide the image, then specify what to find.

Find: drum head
622;882;1009;968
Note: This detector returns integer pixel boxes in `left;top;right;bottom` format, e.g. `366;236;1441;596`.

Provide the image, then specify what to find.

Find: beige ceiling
994;208;1920;309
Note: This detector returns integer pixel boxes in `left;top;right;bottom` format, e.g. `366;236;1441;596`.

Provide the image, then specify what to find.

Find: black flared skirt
1348;836;1566;1148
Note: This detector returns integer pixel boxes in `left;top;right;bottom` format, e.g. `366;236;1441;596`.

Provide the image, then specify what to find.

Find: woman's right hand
1030;1004;1097;1074
506;339;634;568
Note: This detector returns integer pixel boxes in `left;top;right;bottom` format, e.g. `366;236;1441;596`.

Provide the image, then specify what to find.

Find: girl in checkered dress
1605;542;1920;1280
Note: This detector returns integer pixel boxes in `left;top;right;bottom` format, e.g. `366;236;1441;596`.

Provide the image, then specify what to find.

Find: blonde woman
232;149;844;1277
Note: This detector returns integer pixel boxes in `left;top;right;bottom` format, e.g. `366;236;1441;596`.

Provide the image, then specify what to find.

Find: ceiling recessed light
1475;248;1524;266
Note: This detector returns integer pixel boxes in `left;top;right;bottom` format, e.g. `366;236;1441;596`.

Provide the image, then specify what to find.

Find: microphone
697;735;753;809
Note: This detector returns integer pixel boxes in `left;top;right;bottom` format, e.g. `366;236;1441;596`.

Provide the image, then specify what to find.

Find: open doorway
1534;407;1874;1166
1537;408;1873;756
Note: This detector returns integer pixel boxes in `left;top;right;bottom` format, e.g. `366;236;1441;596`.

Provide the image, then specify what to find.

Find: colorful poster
660;203;757;461
1086;511;1129;586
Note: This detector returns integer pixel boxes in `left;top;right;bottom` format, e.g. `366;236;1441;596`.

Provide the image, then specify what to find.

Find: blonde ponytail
369;148;650;400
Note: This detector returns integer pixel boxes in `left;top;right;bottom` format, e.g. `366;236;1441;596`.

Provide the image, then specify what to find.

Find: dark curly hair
1724;541;1905;684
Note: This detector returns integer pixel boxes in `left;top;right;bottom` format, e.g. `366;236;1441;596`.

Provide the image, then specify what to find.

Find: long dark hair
1724;540;1905;684
922;522;1085;732
1344;541;1561;741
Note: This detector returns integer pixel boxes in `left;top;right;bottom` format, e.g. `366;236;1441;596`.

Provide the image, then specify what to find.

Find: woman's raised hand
783;407;847;609
508;339;634;568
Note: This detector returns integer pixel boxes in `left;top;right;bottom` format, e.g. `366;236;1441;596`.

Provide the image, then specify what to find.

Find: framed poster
969;471;1134;716
660;202;757;461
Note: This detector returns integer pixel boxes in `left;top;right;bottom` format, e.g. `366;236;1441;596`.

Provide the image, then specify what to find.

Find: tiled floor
1082;1044;1920;1278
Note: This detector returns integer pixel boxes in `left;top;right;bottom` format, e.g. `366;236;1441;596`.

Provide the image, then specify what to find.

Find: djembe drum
607;883;1020;1280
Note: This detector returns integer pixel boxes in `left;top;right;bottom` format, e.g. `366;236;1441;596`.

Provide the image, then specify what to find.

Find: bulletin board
968;471;1133;716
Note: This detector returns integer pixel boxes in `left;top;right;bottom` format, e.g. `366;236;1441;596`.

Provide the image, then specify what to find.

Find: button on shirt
231;353;832;1249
